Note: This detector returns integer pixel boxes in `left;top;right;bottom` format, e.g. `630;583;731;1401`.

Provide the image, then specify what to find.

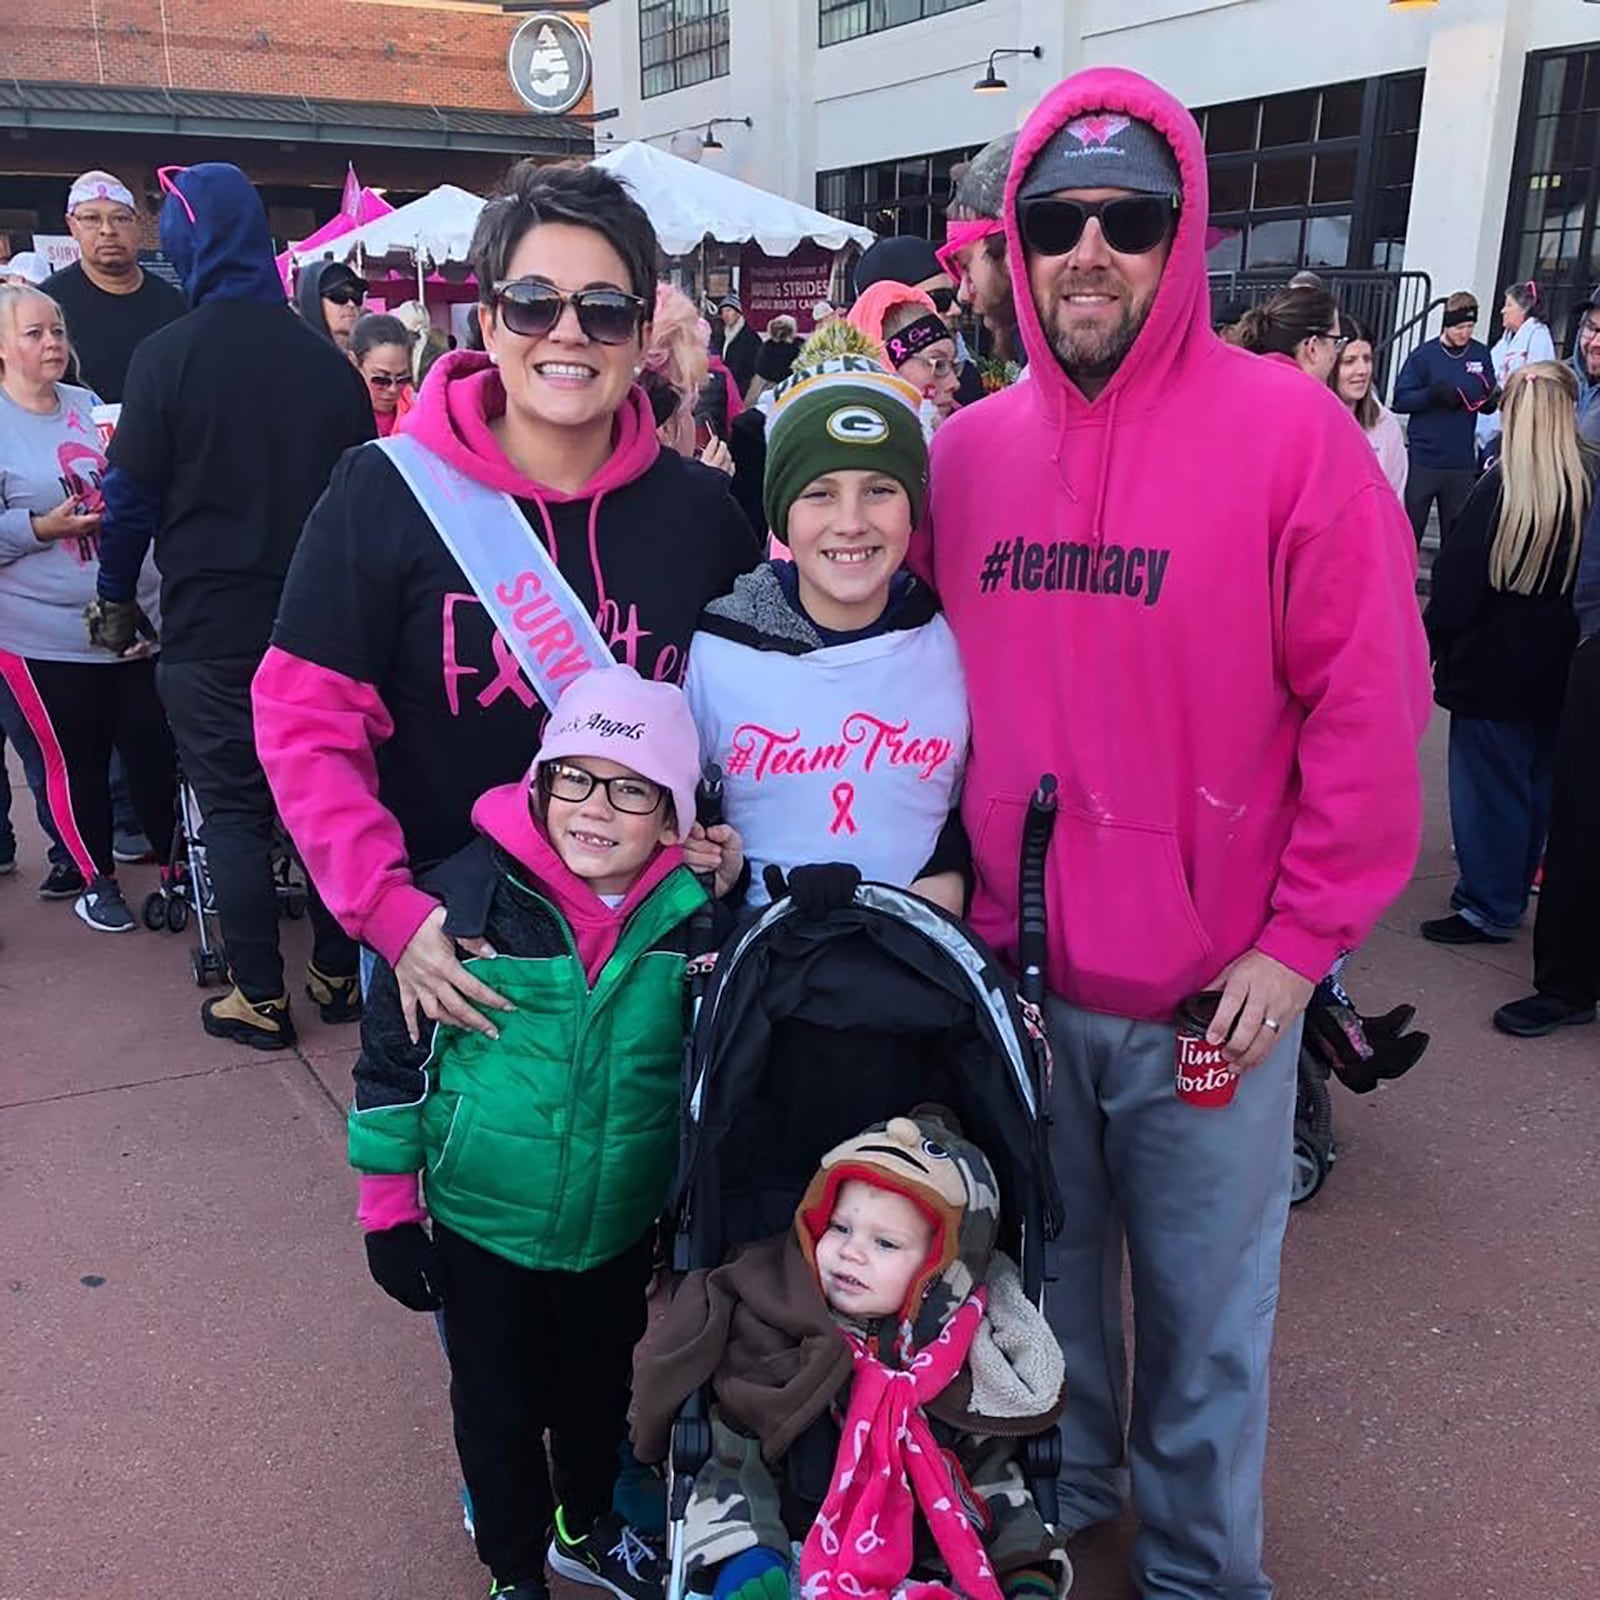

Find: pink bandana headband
935;218;1005;281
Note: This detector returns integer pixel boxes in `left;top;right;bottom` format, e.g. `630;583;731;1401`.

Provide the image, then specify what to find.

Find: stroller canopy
678;884;1058;1266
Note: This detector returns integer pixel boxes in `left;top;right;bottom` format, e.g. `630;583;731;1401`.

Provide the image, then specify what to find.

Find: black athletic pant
0;652;174;881
1404;463;1476;547
432;1224;652;1587
1531;636;1600;1008
157;654;355;1001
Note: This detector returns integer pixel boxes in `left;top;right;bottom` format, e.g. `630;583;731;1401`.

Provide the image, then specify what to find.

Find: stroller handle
696;762;725;833
1017;774;1058;1008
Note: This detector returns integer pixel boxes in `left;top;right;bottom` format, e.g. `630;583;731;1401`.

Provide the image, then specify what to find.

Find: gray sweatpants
1044;999;1298;1599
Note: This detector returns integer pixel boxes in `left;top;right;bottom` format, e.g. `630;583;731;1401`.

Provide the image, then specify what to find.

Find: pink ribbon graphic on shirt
830;782;859;836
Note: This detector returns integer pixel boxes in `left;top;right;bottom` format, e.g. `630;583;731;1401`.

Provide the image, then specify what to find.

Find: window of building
640;0;730;99
1499;46;1600;346
1197;72;1423;278
817;141;981;239
819;0;982;49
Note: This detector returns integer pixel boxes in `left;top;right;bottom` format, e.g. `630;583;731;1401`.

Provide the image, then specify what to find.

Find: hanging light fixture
701;115;753;152
973;45;1043;94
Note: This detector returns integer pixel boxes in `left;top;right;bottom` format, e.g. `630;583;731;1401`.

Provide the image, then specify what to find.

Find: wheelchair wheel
1291;1121;1329;1205
141;891;167;932
165;896;190;934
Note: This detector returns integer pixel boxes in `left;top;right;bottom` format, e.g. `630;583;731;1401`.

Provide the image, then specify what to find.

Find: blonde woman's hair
642;282;710;415
1492;360;1590;595
0;284;63;379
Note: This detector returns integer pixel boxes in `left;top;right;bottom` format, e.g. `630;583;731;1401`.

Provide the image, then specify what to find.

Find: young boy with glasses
348;664;741;1600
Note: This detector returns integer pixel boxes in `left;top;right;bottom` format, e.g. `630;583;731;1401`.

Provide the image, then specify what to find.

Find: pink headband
936;218;1005;280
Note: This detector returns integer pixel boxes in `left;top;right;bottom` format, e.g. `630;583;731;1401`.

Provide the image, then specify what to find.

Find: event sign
738;241;834;334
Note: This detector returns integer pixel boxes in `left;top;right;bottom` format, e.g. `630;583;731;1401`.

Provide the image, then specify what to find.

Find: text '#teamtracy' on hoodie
914;68;1432;1022
253;351;760;968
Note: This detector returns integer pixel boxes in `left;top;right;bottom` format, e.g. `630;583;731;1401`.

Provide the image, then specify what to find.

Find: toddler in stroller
633;1112;1072;1600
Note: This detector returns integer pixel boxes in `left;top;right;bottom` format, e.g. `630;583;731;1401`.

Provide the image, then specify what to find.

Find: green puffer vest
348;865;705;1272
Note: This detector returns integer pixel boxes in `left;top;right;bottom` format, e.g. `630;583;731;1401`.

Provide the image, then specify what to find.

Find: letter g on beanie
1018;111;1182;202
535;666;702;836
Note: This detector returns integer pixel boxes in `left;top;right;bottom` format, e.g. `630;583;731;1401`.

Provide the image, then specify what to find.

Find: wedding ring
1262;1017;1281;1032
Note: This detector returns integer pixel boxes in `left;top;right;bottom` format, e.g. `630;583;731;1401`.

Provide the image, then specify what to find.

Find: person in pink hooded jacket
913;68;1429;1598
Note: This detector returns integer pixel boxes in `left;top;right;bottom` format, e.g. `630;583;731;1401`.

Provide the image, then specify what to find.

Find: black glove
1427;381;1461;409
84;596;156;654
365;1222;444;1311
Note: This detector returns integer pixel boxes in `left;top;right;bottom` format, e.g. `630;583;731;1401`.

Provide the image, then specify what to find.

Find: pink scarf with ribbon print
799;1290;1000;1600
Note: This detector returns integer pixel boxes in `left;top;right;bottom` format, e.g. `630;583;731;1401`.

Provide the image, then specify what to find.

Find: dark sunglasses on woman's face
365;372;410;390
323;287;365;307
1020;195;1180;258
493;278;646;345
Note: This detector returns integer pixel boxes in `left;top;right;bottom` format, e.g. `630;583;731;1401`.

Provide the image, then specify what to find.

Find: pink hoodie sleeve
252;645;439;967
1255;483;1432;983
357;1173;426;1232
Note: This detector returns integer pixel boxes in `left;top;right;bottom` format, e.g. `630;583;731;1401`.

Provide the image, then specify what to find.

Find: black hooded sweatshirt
99;164;375;662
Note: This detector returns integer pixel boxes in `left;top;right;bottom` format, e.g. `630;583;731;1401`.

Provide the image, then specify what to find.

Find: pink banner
738;241;834;334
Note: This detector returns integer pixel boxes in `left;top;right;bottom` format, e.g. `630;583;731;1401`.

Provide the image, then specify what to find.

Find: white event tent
291;183;486;268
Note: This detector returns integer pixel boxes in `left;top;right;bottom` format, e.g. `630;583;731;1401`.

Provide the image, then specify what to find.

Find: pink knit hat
535;666;701;835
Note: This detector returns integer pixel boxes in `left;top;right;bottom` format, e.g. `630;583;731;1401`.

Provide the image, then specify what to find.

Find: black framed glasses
539;762;664;816
1019;195;1179;258
493;279;646;345
926;286;957;314
364;372;411;390
1314;330;1350;351
323;286;366;307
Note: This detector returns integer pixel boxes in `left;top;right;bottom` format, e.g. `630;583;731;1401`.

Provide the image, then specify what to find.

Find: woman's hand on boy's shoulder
683;822;746;900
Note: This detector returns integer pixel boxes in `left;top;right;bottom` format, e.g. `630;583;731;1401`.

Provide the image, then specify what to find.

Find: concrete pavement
2;714;1596;1600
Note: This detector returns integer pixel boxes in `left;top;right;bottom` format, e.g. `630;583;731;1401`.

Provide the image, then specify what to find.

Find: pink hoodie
915;68;1430;1020
253;352;665;967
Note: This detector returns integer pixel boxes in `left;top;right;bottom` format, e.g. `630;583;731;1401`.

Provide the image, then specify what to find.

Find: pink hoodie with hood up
253;352;669;967
916;68;1430;1020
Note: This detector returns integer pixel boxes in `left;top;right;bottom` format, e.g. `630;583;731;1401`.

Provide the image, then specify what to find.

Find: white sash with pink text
374;434;610;713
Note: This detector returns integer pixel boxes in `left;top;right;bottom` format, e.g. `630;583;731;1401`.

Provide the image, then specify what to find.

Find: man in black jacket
1391;291;1497;545
94;163;376;1051
717;294;760;396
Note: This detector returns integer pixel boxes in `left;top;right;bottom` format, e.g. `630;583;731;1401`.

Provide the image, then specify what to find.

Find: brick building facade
0;0;594;250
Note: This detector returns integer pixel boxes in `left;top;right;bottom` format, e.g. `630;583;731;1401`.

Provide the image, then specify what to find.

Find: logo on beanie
1066;113;1131;149
826;405;889;445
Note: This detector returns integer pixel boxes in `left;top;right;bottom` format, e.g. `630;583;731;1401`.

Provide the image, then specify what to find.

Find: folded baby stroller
140;772;308;988
661;782;1066;1600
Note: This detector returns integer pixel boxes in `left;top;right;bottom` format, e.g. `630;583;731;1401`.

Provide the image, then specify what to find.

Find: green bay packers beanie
763;351;930;542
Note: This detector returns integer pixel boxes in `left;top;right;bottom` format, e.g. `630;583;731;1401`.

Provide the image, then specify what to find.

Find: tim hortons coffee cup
90;404;121;452
1174;991;1240;1109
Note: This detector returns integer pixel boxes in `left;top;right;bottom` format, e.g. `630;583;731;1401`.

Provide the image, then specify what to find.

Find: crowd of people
1;59;1597;1600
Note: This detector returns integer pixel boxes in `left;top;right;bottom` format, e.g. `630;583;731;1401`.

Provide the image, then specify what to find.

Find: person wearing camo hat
940;132;1021;363
632;1112;1071;1600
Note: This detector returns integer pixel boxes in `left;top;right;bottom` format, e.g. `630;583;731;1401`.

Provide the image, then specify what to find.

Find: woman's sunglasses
1020;195;1179;258
493;279;646;345
364;372;410;390
323;286;366;307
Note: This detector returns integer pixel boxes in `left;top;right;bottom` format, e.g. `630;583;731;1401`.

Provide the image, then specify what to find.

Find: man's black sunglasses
926;286;957;314
1020;195;1180;258
493;278;646;345
323;286;366;307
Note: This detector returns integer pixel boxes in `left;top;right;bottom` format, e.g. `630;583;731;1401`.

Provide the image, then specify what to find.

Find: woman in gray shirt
0;284;172;932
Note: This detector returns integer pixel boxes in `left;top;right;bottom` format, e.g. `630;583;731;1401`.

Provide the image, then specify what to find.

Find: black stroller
660;780;1066;1600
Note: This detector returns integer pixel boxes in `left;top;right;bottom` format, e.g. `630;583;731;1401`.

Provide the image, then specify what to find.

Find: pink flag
340;163;362;220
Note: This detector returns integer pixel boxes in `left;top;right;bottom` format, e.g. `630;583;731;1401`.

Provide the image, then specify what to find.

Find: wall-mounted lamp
702;116;753;151
973;45;1043;94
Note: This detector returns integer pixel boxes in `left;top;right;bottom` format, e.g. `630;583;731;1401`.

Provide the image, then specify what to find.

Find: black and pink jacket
253;350;758;965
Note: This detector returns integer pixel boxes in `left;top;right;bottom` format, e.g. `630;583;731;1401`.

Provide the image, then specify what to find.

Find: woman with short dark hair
256;159;756;1028
347;312;414;435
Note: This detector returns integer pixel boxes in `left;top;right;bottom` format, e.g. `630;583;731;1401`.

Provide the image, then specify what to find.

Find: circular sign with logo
508;13;592;116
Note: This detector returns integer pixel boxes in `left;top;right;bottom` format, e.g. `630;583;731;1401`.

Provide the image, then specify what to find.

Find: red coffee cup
1173;991;1240;1109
